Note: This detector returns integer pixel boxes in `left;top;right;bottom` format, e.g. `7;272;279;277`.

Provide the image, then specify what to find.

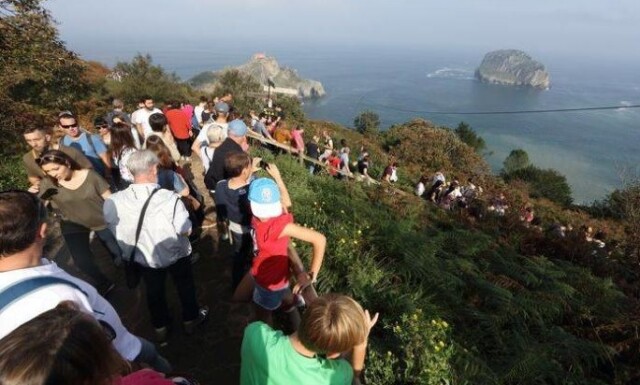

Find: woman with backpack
145;136;205;241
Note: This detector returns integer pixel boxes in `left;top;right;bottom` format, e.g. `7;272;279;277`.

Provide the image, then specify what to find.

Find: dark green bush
0;155;27;191
107;54;194;106
455;121;486;153
503;149;530;174
354;110;381;135
504;165;573;207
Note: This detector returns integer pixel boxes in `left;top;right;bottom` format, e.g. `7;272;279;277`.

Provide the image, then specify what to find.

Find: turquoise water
74;42;640;203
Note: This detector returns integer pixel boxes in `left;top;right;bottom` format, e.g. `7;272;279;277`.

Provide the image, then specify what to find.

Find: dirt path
51;156;248;384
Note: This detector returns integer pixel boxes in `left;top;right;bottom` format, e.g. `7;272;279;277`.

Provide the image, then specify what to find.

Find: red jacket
166;108;191;139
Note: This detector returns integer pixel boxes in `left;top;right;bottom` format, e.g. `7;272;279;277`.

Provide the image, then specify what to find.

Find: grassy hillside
252;119;640;384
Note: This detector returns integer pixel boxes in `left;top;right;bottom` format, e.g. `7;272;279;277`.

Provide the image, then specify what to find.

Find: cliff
475;49;550;89
189;54;325;99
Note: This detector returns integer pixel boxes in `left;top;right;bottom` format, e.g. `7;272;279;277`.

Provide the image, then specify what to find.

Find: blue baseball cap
248;178;282;218
228;119;248;137
214;102;229;113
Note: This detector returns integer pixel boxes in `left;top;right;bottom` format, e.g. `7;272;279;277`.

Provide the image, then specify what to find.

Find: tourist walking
104;150;208;344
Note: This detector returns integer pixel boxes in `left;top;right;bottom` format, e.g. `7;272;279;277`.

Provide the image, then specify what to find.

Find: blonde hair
298;294;367;354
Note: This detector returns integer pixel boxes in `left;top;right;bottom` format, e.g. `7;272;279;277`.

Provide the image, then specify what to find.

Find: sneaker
184;306;209;334
155;326;169;347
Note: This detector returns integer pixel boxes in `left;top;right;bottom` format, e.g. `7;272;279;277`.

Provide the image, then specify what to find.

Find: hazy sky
46;0;640;60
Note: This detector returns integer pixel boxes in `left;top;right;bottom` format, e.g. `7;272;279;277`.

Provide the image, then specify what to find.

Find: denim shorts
253;281;289;311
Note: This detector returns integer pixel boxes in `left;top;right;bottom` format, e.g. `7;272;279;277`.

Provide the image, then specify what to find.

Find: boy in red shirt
234;176;326;326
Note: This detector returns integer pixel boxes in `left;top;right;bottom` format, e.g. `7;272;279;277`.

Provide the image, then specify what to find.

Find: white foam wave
616;100;632;112
426;67;474;80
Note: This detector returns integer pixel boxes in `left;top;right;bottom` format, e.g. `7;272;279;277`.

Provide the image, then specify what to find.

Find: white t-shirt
131;107;163;137
194;104;206;125
390;168;398;182
0;259;141;360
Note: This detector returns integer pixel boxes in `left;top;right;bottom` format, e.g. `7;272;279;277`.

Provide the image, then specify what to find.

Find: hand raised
363;309;379;336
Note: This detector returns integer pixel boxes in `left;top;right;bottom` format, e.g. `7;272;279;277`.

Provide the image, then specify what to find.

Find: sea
73;41;640;204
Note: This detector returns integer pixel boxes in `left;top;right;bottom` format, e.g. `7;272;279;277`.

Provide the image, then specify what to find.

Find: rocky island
475;49;550;89
189;53;325;98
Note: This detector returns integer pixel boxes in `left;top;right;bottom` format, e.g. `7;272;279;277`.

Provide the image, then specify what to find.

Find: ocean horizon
69;40;640;204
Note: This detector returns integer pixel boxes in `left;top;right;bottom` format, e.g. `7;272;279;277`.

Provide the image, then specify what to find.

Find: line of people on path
1;96;380;385
250;122;402;189
416;171;483;211
415;170;609;255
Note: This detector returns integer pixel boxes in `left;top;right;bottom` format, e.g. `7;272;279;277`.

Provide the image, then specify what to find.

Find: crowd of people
415;171;482;211
2;91;614;384
414;170;608;252
0;95;380;385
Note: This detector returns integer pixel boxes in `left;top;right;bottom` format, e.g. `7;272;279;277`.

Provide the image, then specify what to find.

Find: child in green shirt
240;293;378;385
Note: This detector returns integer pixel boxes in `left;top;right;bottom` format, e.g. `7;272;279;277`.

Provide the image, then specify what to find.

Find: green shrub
0;155;27;191
367;310;454;385
504;165;573;207
212;69;263;114
455;122;486;153
354;110;381;135
107;54;194;105
503;149;530;174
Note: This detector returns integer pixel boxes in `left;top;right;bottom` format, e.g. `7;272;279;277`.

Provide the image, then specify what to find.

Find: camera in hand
259;160;269;170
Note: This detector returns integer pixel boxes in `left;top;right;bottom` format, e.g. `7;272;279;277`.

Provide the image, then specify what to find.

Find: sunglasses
60;123;78;129
36;153;68;166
